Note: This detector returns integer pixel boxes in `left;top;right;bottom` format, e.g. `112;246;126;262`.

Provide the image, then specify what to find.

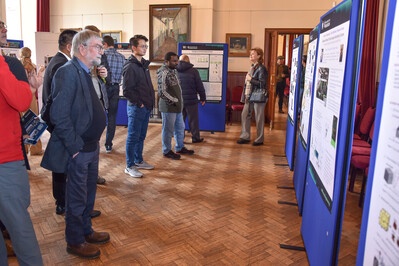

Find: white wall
2;0;337;71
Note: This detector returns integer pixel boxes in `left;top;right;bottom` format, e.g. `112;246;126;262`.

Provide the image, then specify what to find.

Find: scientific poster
287;44;299;122
180;46;224;102
362;1;399;265
299;27;318;148
308;6;351;210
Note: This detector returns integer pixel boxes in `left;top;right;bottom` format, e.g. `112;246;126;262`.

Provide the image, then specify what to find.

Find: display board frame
293;27;320;215
357;0;399;265
178;42;228;132
300;0;362;264
284;35;304;170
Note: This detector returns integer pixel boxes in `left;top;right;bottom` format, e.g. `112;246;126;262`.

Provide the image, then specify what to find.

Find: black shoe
236;138;250;144
176;147;194;155
163;150;181;160
97;176;106;185
192;138;204;143
56;205;65;215
90;210;101;219
252;142;263;146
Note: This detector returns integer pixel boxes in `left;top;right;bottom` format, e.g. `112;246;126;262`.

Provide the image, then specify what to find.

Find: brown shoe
66;242;100;259
85;231;110;244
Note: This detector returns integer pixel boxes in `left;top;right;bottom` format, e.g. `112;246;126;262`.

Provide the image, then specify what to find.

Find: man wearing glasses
123;35;155;178
41;30;109;259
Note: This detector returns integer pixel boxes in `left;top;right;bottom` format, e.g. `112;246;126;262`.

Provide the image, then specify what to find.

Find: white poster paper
299;32;318;147
288;46;299;121
308;17;350;203
363;2;399;265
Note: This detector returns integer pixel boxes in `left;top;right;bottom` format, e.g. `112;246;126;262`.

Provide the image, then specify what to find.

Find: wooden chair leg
349;165;356;192
359;171;367;208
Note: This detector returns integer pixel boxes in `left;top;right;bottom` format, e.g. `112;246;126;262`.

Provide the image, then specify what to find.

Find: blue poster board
357;0;399;265
285;36;304;170
178;43;228;132
300;0;362;264
293;27;319;215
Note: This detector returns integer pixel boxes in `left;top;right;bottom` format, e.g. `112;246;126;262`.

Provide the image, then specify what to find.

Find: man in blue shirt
103;35;125;153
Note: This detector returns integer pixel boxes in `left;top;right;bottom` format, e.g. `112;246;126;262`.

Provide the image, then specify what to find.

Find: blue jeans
105;84;120;147
0;161;43;266
161;112;185;154
126;105;151;167
65;146;99;245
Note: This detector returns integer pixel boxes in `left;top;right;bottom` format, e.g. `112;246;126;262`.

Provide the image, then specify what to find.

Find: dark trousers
105;84;120;147
276;81;285;110
65;145;99;245
183;104;201;141
52;172;67;207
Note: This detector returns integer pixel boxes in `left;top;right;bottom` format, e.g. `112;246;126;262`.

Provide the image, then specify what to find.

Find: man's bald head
179;54;190;63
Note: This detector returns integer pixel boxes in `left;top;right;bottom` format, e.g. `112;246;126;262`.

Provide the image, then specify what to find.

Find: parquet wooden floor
8;112;362;265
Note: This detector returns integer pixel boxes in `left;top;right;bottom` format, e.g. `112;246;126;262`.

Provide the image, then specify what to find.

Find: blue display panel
357;0;399;265
284;35;304;170
293;27;319;215
300;0;362;265
178;43;228;132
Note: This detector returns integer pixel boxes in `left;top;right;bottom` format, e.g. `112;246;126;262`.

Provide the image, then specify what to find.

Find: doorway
264;28;313;129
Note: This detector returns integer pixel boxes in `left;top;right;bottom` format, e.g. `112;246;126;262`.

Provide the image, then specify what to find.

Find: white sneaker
124;167;143;178
135;160;154;170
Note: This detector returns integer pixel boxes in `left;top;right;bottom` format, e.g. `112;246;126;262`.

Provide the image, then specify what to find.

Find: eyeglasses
83;43;104;52
0;22;6;29
137;45;149;49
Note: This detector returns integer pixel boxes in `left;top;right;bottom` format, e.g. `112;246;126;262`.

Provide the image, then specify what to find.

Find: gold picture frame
102;31;122;43
149;4;191;62
226;33;251;57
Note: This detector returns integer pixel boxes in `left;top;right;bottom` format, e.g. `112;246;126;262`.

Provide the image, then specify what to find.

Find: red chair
230;86;244;122
352;107;375;148
351;122;374;156
349;155;370;193
353;106;375;140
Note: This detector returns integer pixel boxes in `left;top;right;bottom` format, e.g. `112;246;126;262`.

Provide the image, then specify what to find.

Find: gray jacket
41;57;96;173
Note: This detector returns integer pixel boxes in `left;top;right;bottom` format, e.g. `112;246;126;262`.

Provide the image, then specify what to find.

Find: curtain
357;0;379;117
37;0;50;32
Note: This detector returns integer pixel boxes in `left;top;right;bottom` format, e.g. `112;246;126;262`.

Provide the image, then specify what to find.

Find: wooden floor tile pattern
8;113;362;265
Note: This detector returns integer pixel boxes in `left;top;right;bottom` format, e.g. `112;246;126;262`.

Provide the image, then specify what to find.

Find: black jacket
122;55;155;110
176;61;206;106
42;52;68;106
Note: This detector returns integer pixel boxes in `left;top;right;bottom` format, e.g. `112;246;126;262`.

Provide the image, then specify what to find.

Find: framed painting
226;33;251;57
149;4;191;62
102;31;122;44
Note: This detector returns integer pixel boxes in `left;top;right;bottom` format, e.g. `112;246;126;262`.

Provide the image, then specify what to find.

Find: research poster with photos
287;41;300;123
363;1;399;265
308;6;350;210
180;45;224;102
299;27;318;148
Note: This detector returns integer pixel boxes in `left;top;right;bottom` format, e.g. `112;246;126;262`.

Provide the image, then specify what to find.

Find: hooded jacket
122;55;155;110
176;60;206;106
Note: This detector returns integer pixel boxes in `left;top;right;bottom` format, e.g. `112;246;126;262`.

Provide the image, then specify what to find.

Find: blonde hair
20;47;35;73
